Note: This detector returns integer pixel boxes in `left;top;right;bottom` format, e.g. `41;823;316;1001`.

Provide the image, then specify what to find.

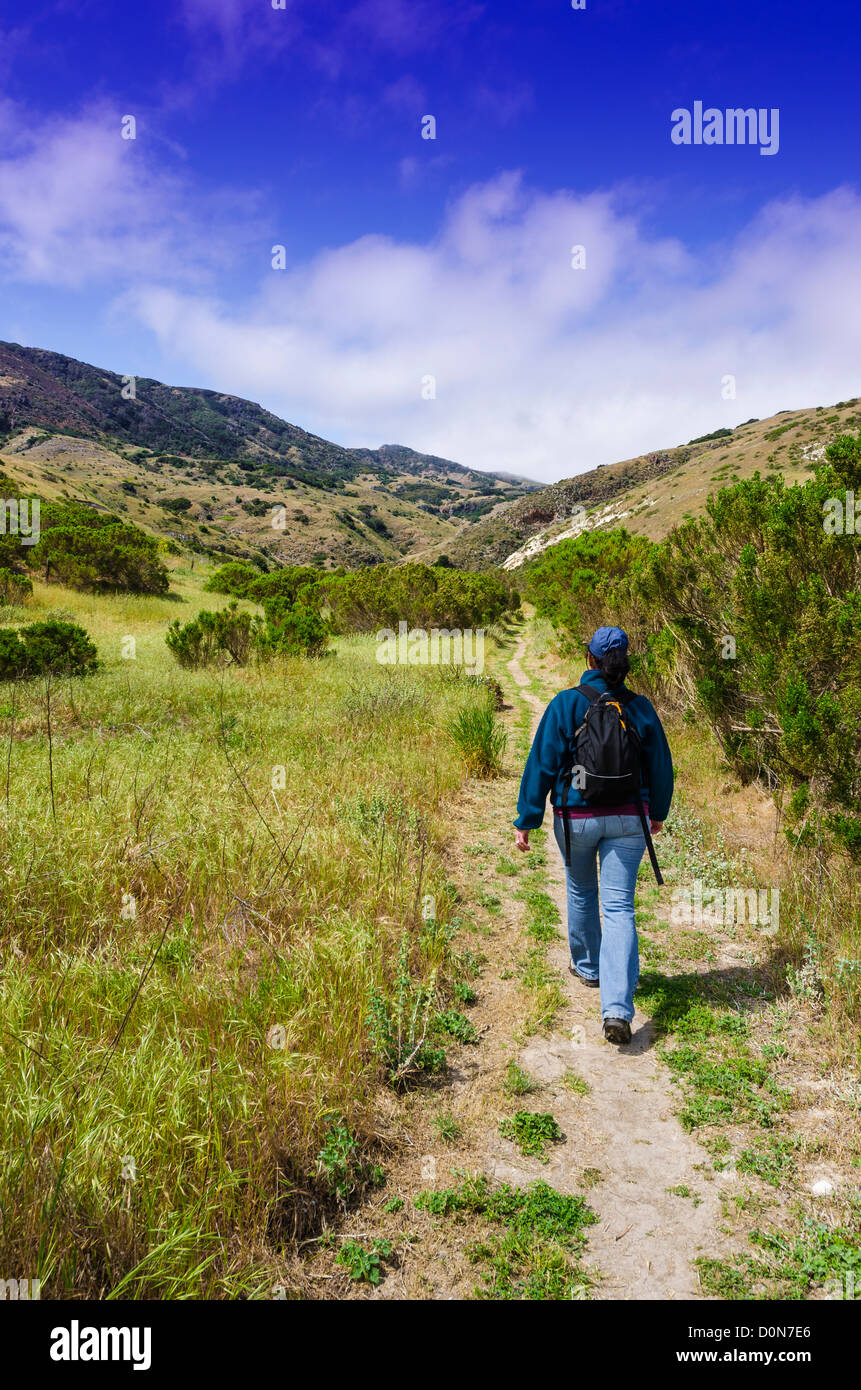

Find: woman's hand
514;828;530;853
650;820;663;834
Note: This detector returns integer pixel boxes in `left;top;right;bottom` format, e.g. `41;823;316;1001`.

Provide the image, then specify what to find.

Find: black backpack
559;683;663;885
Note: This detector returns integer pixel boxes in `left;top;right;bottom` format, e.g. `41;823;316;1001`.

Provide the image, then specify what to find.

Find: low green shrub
0;619;100;680
0;568;33;607
261;598;330;657
165;603;262;669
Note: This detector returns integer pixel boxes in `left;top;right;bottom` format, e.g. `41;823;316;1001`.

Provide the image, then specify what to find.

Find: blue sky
1;0;859;480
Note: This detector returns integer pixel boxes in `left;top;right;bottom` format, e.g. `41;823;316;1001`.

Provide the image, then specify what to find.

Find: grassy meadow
0;560;492;1297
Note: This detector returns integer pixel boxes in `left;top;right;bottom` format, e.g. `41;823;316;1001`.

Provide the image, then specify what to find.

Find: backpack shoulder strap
575;683;604;702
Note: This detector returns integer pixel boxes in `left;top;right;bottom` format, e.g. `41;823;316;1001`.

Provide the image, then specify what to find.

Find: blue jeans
552;814;646;1023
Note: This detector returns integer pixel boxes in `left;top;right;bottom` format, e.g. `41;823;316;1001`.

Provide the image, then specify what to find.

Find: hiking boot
603;1016;632;1045
569;965;599;987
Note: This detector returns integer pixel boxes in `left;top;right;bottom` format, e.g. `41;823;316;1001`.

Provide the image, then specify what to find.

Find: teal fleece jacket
513;669;674;830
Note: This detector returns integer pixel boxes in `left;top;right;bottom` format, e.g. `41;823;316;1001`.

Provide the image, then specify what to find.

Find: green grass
561;1069;591;1097
634;969;789;1131
503;1060;540;1097
0;565;493;1297
696;1217;861;1300
736;1137;800;1186
433;1111;463;1144
415;1175;596;1300
510;825;565;1035
447;702;507;778
518;948;565;1036
495;855;519;876
514;884;561;943
666;1184;702;1207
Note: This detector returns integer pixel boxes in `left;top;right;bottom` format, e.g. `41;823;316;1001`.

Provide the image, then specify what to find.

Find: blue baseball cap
588;626;629;658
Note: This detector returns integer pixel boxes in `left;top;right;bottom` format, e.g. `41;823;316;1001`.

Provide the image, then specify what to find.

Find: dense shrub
204;561;261;597
688;427;733;445
166;598;328;666
0;484;170;596
261;597;330;657
320;562;518;633
0;620;100;680
165;603;263;669
524;530;652;657
634;441;861;855
524;434;861;856
204;563;324;613
0;568;33;606
32;521;170;595
205;560;516;633
247;566;323;606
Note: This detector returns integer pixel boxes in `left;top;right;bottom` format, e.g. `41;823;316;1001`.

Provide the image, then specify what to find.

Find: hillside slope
4;340;858;573
444;399;861;569
0;340;539;568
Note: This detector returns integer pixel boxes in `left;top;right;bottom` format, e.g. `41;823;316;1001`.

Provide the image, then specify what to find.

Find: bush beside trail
318;562;519;633
524;433;861;859
206;559;519;634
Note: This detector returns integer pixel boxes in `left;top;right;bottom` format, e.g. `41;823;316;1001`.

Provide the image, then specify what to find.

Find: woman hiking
513;626;673;1045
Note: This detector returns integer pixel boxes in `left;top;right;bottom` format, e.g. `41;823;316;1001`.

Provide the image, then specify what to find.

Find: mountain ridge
0;340;538;569
3;340;858;573
0;340;539;491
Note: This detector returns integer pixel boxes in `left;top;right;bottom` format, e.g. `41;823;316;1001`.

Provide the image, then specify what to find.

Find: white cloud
0;100;261;289
123;176;861;481
2;110;860;481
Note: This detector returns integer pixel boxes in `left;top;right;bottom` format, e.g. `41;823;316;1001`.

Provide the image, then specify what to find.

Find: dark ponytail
599;648;630;687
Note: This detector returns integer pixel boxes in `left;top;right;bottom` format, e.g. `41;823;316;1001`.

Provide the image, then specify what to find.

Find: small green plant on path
453;980;477;1005
335;1238;394;1285
433;1111;463;1144
666;1184;703;1207
515;885;560;942
498;1110;563;1163
434;1009;479;1045
504;1059;540;1097
561;1069;590;1096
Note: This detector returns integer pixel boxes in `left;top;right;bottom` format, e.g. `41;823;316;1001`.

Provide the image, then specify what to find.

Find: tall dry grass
0;566;491;1297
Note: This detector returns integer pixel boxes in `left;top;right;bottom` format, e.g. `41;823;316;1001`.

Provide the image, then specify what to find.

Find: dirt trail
504;636;731;1299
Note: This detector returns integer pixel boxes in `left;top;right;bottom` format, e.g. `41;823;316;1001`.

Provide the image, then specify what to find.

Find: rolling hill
2;340;858;574
0;340;540;569
442;398;861;569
